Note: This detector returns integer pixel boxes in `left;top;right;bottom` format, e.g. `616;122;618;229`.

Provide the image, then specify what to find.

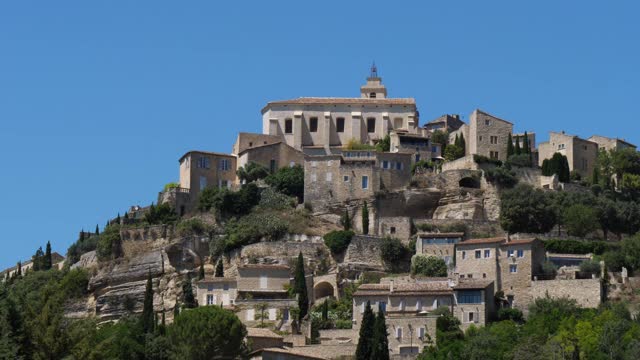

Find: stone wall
343;236;385;270
120;225;175;242
469;110;513;162
378;216;413;244
530;278;603;308
441;155;479;172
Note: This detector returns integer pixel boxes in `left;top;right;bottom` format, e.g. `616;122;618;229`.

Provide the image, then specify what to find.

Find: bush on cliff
381;237;410;267
323;230;355;254
265;165;304;202
411;254;447;277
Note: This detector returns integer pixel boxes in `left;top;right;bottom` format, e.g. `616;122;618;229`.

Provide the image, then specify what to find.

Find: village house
303;150;412;209
232;132;305;173
423;114;465;134
389;130;442;164
415;232;465;268
538;131;598;178
448;109;515;162
587;135;637;152
261;66;422;151
512;132;536;153
195;277;237;307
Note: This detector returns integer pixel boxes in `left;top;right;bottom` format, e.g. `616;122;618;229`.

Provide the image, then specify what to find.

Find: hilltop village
3;66;640;359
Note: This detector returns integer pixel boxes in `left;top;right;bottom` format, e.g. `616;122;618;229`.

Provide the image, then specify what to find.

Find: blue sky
1;1;639;268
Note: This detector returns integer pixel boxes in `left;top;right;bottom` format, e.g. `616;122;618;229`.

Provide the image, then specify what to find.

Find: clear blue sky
1;1;639;268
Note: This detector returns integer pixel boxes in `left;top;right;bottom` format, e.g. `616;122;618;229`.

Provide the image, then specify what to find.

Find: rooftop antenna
370;61;378;78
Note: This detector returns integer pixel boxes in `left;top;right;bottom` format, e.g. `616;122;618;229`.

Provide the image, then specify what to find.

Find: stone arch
314;281;336;301
459;176;480;189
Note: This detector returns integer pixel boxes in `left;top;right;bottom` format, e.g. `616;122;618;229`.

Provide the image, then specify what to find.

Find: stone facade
303;151;412;209
467;109;513;162
452;280;495;331
538;131;598;178
378;216;413;244
416;233;464;267
237;141;305;173
389;130;442;164
261;74;420;151
196;277;237;306
530;278;603;308
178;150;238;208
587;135;637;152
424;114;465;133
237;264;291;299
232;132;283;155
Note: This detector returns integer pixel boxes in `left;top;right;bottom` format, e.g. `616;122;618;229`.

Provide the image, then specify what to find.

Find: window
462;251;466;259
206;294;215;305
379;301;387;313
219;180;228;189
260;275;268;289
336;117;345;133
468;274;473;278
517;249;524;258
458;290;482;304
399;299;405;311
510;264;518;273
490;136;498;144
370;92;377;98
285;118;293;134
311;173;317;182
309;117;318;132
326;172;332;182
416;300;422;311
558;144;565;150
390;226;396;234
268;309;277;321
382;160;389;169
418;327;425;339
223;283;229;291
270;159;277;173
475;250;481;259
197;157;210;169
343;175;349;182
199;176;207;191
415;154;421;162
367;118;376;133
484;249;491;258
396;327;403;339
362;175;369;189
479;136;483;142
485;119;491;126
282;309;289;321
468;312;475;323
490;151;499;159
290;161;295;167
507;250;514;257
361;302;366;314
483;273;487;278
396;162;403;170
219;159;231;171
207;284;214;291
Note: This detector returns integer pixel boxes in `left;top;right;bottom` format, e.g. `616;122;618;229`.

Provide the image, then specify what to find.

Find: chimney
390;279;394;293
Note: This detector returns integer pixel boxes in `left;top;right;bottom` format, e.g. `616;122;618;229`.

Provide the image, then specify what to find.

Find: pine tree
293;252;309;321
371;306;390;360
183;275;197;309
44;241;52;270
523;132;530;154
95;224;100;236
141;271;155;333
362;202;369;235
514;137;521;155
356;301;375;360
215;258;224;277
459;133;466;155
198;260;205;280
507;133;515;157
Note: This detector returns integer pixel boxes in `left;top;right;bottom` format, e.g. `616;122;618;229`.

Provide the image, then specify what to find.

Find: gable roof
179;150;236;163
475;109;513;125
262;97;416;113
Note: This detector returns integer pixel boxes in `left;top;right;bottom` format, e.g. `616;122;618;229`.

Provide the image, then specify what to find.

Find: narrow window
199;176;207;191
468;312;475;322
484;249;491;258
369;92;377;98
475;250;481;259
510;264;517;273
390;227;396;234
270;159;276;173
462;251;466;259
418;327;425;339
282;309;289;321
396;327;403;339
507;250;514;257
485;119;491;126
367;118;376;133
336;117;345;133
362;175;369;189
206;294;214;305
285;118;293;134
343;175;349;182
517;249;524;258
260;275;268;289
309;117;318;132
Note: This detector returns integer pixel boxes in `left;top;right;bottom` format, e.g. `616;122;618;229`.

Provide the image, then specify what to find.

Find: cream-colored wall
469;110;513;161
196;281;237;306
181;153;238;200
237;268;291;292
538;132;598;178
455;243;500;283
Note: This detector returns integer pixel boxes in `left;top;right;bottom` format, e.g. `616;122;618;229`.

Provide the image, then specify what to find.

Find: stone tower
360;63;387;99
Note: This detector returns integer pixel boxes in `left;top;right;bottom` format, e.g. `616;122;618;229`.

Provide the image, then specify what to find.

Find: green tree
265;165;305;202
460;133;466;154
411;255;448;277
507;133;515;157
182;276;197;309
362;202;369;235
431;130;449;153
444;144;464;161
32;247;44;271
323;230;354;254
523;132;530;154
198;260;205;280
341;209;352;231
371;306;390;360
563;204;599;238
514;136;521;155
376;134;391;152
293;252;309;321
355;301;375;360
44;241;52;270
95;224;100;236
145;203;179;225
237;162;270;183
500;184;556;234
141;272;155;334
168;306;247;360
215;258;224;277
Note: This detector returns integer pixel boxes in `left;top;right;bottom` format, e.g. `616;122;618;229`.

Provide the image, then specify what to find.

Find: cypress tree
173;300;180;319
79;231;85;243
183;275;197;309
116;213;121;224
321;300;329;321
293;252;309;321
454;133;460;147
32;247;44;271
592;166;600;185
16;261;22;277
507;133;515;157
560;155;571;183
362;202;369;235
341;209;351;231
215;258;224;277
198;259;205;280
355;301;375;360
523;132;530;154
459;133;466;154
141;271;155;333
95;224;100;236
371;306;390;360
124;212;129;220
44;241;52;270
514;137;521;155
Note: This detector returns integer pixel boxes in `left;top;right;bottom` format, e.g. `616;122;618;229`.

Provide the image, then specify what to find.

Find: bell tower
360;62;387;99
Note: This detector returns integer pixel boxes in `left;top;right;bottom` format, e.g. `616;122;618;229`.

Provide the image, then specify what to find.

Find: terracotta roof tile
458;237;506;245
179;150;236;162
453;279;494;290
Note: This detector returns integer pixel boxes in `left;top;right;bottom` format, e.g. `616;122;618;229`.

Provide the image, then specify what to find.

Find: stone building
303;150;412;209
232;132;284;155
195;277;237;307
237;141;305;174
587;135;637;152
538;131;598;178
389;130;442;164
512;132;536;153
415;233;465;267
246;328;285;353
446;109;514;162
423;114;465;133
261;66;421;151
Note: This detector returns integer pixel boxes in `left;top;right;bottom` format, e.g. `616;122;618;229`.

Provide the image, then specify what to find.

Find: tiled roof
178;150;236;162
197;277;236;284
453;279;493;290
355;282;453;296
418;232;465;238
475;109;513;125
262;97;416;113
457;237;506;245
238;264;290;271
501;238;537;246
237;141;283;155
246;327;283;339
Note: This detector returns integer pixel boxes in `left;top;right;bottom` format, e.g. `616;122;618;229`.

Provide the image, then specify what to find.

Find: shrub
96;225;122;261
412;160;434;175
500;184;556;233
497;308;524;323
163;182;180;191
541;260;558;278
563;204;599;237
265;165;304;201
218;212;289;254
381;237;409;264
375;135;390;152
439;222;468;234
344;138;376;150
323;230;355;254
236;162;270;183
416;223;436;232
506;154;532;168
444;144;464;161
411;255;447;277
176;218;211;236
145;203;178;224
579;260;601;275
258;188;296;210
542;239;610;255
485;166;518;188
603;250;627;272
198;184;261;216
474;154;503;166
